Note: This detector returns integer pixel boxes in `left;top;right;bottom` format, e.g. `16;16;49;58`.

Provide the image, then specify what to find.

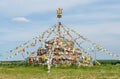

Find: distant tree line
0;60;120;66
96;60;120;65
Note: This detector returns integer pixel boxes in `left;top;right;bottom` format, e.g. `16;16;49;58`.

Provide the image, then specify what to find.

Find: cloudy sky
0;0;120;60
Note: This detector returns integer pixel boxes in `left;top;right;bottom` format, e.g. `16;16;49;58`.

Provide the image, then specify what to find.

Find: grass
0;65;120;79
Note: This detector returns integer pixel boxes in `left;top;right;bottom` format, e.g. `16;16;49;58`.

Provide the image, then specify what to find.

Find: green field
0;65;120;79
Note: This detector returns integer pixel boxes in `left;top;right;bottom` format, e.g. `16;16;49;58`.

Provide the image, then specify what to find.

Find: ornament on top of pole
56;8;63;19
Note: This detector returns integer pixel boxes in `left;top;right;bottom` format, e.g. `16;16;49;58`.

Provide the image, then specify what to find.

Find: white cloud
0;0;96;16
12;17;30;22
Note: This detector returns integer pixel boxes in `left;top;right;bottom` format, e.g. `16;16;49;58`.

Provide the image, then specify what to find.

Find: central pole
56;8;62;39
58;22;61;38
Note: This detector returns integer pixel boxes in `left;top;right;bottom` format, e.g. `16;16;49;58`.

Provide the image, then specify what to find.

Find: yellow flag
72;48;75;53
60;42;63;46
21;44;24;47
2;53;5;56
36;38;39;42
42;41;44;45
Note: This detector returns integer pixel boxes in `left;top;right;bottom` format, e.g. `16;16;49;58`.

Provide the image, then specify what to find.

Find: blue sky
0;0;120;60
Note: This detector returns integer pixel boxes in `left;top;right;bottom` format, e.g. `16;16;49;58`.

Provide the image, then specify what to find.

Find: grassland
0;65;120;79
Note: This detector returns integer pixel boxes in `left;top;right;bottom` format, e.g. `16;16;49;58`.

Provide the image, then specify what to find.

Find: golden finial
56;8;63;18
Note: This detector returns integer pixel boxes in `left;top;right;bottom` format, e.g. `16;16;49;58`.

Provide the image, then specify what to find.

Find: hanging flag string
2;23;119;61
62;24;119;58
